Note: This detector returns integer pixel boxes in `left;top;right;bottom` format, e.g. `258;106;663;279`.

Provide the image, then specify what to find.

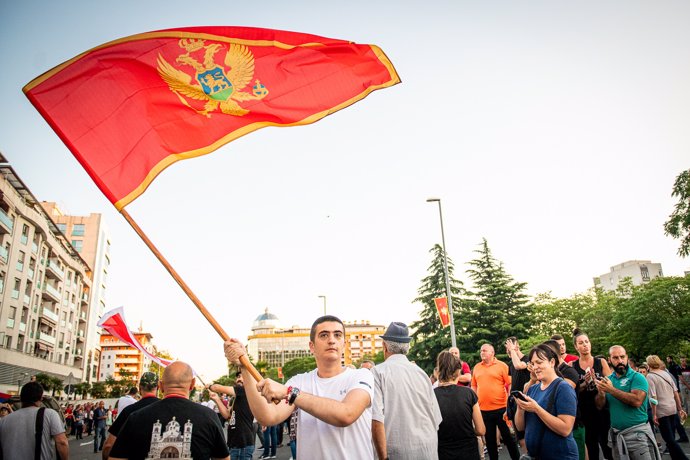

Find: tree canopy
665;169;690;257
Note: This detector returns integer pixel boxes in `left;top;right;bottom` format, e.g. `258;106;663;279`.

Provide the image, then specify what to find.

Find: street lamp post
426;198;457;349
318;295;327;315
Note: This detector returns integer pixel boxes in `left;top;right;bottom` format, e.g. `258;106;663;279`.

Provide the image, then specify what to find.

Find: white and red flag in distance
97;307;174;369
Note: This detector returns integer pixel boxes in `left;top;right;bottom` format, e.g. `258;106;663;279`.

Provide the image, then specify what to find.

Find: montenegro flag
434;297;451;328
24;26;400;210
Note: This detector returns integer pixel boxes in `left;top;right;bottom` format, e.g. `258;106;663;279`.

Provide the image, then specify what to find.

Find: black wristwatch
288;386;300;405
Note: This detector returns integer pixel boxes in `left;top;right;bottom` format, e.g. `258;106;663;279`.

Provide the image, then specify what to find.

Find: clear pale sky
1;1;688;380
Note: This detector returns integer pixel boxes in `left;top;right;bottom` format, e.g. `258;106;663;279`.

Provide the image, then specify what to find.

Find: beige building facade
0;155;92;395
594;260;663;292
41;202;111;383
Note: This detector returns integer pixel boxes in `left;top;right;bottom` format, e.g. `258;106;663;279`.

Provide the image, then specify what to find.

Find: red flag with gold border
434;297;451;328
23;26;400;210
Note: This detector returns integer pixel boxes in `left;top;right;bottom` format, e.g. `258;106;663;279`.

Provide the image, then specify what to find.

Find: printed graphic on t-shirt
147;416;193;459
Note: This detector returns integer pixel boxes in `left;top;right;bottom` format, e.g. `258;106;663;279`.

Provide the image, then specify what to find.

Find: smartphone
510;390;527;401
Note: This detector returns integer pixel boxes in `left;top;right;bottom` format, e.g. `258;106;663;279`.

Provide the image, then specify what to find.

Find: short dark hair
543;340;561;358
309;315;345;342
20;381;43;405
128;387;138;395
507;336;518;344
528;344;560;367
235;370;242;377
550;334;564;341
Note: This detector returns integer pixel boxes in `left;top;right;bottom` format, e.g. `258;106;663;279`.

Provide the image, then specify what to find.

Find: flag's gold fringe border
114;53;400;210
23;31;329;91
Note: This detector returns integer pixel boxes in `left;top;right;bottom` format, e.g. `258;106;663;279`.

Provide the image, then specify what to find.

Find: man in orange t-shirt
471;344;521;460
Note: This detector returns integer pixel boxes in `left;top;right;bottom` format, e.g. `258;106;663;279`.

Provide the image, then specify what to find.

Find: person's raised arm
208;383;236;398
209;391;231;420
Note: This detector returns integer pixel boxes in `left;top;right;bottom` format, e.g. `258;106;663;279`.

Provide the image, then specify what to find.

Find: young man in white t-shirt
224;315;374;460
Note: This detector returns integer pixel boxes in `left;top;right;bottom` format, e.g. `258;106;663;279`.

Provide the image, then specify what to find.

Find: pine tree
461;238;532;362
409;244;468;374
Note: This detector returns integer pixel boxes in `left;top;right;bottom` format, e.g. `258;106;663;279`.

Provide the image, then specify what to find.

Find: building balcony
78;311;87;322
117;358;141;364
0;245;7;264
32;241;38;254
23;294;31;305
81;292;88;304
0;208;13;234
41;307;59;324
76;331;84;341
27;268;35;281
42;283;61;302
45;259;64;280
6;318;14;328
19;322;26;333
38;332;56;347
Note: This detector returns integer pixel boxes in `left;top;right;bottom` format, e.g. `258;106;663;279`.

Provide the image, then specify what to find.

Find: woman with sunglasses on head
571;329;613;460
514;344;579;460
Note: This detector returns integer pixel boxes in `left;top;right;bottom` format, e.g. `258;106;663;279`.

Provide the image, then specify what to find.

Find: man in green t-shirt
595;346;660;460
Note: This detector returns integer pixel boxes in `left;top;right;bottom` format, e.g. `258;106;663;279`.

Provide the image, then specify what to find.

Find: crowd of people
0;315;688;460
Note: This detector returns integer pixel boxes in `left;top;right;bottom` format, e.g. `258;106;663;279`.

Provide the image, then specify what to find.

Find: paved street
67;427;690;459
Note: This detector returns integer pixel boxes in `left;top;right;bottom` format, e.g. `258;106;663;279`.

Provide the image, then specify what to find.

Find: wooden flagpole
120;209;262;382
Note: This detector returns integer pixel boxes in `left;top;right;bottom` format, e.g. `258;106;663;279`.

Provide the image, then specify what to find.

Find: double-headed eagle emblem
157;38;269;117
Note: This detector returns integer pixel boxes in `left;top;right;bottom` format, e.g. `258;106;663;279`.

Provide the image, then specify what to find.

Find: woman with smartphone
514;344;578;459
571;329;613;460
434;350;486;460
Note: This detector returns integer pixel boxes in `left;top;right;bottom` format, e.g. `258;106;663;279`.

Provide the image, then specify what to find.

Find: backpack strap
35;407;45;460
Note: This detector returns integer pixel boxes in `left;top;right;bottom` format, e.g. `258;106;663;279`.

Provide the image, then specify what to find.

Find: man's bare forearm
372;420;387;460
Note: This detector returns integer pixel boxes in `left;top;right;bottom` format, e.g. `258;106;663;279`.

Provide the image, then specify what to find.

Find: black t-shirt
572;358;610;422
109;396;160;436
109;396;229;460
558;362;580;388
509;355;531;393
226;386;254;448
434;385;480;460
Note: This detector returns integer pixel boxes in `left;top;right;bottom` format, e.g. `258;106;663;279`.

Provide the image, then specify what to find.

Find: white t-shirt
117;395;137;414
286;367;374;460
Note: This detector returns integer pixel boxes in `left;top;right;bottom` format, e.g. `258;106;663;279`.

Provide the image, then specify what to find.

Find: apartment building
98;330;155;381
594;260;664;292
0;155;92;394
41;202;111;383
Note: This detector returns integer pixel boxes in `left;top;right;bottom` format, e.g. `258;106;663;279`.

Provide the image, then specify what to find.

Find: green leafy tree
409;244;468;374
90;382;108;398
664;169;690;257
49;376;63;397
530;291;597;338
282;356;316;380
105;376;124;398
74;382;91;399
461;238;532;363
34;373;53;393
609;275;690;359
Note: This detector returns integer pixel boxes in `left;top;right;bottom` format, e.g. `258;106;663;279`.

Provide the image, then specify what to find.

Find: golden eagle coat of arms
157;39;269;117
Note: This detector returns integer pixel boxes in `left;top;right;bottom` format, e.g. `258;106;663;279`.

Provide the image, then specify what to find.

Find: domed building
246;308;387;368
247;308;311;368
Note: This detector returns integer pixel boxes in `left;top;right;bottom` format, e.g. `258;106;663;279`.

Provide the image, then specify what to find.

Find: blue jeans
262;425;277;457
289;439;297;459
93;425;107;451
229;445;255;460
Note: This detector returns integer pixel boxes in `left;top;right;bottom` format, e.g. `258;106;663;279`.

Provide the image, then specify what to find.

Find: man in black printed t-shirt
109;362;229;460
208;370;255;460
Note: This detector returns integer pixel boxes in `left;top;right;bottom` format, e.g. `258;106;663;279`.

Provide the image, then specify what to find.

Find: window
16;251;24;272
0;271;4;293
7;306;16;328
11;278;20;299
71;240;82;252
56;223;67;234
640;266;650;282
72;224;85;236
20;224;29;245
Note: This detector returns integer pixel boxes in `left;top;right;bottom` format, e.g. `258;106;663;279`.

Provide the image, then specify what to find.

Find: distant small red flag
434;297;451;328
23;26;400;210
